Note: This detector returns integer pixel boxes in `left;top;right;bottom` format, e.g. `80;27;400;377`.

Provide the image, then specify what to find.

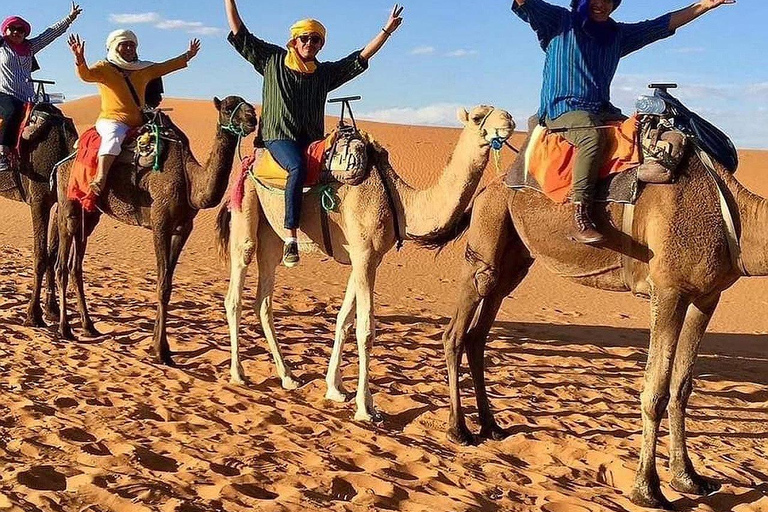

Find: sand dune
1;97;767;511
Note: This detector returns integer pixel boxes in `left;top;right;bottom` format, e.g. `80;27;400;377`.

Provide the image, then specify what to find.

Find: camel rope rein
478;108;519;173
220;101;248;162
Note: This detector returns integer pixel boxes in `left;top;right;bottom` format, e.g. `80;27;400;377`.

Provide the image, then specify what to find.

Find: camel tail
411;208;473;252
215;202;232;264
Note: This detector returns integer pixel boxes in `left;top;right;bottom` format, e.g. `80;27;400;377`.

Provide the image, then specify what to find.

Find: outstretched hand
69;2;83;21
187;39;201;60
68;34;85;65
701;0;736;9
384;4;404;34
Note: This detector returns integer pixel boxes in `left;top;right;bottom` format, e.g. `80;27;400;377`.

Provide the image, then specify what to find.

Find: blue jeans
0;93;24;147
264;139;310;230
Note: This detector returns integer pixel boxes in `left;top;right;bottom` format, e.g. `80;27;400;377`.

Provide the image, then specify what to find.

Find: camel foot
229;374;247;386
44;299;59;321
629;484;674;510
156;352;176;367
479;422;510;441
24;312;46;328
324;386;349;403
82;323;102;338
670;472;721;497
59;325;76;341
354;408;384;424
447;424;476;446
281;375;300;390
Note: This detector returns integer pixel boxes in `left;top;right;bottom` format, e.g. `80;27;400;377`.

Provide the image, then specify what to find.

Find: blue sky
17;0;768;148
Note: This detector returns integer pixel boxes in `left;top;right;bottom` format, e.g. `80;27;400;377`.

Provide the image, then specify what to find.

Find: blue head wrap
571;0;620;44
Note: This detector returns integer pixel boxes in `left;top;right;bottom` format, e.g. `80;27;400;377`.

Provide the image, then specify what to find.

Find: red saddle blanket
526;115;642;203
66;127;102;212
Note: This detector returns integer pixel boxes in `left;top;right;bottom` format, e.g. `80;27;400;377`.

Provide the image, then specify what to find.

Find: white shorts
95;119;131;157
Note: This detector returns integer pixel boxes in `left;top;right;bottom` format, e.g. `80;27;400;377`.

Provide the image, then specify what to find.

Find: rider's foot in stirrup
282;240;300;268
89;179;104;196
0;153;10;172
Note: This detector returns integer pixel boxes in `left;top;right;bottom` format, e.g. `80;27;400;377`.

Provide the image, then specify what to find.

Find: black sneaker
282;241;300;268
0;154;10;172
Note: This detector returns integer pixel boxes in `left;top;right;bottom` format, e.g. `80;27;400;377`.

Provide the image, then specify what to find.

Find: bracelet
382;28;393;36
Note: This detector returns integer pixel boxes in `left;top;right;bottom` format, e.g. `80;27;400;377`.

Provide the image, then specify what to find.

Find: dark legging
0;92;24;147
264;139;310;230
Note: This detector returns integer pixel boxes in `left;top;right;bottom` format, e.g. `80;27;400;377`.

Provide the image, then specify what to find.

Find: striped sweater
0;15;74;101
228;27;368;142
512;0;674;121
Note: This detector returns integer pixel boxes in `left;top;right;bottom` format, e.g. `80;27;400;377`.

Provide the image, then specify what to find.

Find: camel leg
151;218;175;366
351;252;382;423
443;184;523;445
56;201;78;340
71;212;100;337
325;274;356;402
24;200;52;327
466;251;532;441
44;204;60;321
668;293;721;496
170;220;193;270
254;216;299;389
630;285;689;510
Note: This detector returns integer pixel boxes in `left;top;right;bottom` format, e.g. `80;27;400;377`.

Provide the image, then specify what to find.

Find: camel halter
478;108;519;173
219;101;249;161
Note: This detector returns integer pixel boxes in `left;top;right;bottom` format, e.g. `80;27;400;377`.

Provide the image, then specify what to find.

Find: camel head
213;96;258;137
457;105;515;149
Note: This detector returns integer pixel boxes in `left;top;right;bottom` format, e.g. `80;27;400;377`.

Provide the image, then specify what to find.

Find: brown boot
572;201;604;245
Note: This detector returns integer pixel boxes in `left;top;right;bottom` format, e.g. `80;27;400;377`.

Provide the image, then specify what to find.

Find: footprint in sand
59;427;97;444
17;465;67;491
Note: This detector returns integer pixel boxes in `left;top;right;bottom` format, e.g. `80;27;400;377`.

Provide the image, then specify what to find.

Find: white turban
106;29;152;71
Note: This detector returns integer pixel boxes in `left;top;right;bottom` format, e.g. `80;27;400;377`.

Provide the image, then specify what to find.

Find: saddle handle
26;78;56;85
649;83;677;91
328;96;362;131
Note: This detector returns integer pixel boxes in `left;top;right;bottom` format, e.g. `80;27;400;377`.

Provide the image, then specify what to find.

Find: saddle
67;112;179;212
250;127;371;190
506;108;690;204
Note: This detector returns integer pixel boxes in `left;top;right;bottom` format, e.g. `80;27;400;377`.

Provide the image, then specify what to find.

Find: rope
153;121;162;171
318;184;337;212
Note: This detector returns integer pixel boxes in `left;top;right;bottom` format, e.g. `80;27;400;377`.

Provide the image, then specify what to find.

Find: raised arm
28;2;82;54
145;40;200;80
68;34;101;83
511;0;567;50
668;0;735;31
224;0;244;35
361;4;404;62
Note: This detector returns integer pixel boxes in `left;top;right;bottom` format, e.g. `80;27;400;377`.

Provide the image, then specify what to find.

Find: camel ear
213;97;222;110
457;108;469;126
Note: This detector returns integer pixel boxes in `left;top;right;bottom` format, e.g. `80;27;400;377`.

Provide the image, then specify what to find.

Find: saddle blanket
252;134;334;189
67;127;102;212
511;115;642;203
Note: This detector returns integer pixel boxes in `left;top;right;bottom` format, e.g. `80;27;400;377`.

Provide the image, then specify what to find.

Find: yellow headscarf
285;19;326;74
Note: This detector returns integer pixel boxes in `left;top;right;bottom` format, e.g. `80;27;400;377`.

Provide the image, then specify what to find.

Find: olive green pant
546;110;625;203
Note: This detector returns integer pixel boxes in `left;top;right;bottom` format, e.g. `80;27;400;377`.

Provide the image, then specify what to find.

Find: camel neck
186;127;239;210
723;169;768;276
393;129;490;240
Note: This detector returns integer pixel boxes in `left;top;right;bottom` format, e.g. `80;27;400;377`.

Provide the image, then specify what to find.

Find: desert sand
1;97;767;511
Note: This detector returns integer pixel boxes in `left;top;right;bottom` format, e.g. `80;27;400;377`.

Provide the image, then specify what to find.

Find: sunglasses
7;26;26;34
297;34;323;46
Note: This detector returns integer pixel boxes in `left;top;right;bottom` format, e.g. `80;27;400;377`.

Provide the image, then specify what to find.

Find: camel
55;96;257;365
215;105;515;422
0;101;78;327
439;136;768;508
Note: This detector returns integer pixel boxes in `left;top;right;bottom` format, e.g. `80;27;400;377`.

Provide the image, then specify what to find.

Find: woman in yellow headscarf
225;0;404;267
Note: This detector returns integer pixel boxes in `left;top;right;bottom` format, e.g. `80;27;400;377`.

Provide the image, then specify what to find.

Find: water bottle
45;92;66;104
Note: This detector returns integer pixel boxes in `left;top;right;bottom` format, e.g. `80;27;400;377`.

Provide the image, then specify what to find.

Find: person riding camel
512;0;735;244
0;2;82;172
224;0;404;268
67;30;201;195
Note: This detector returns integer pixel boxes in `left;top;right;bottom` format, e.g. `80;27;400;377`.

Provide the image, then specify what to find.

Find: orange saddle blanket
67;127;102;213
252;133;335;188
526;115;642;203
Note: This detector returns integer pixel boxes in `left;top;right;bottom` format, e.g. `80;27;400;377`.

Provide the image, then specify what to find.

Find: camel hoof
229;374;247;386
447;425;476;446
157;353;176;367
59;326;76;341
281;376;300;390
24;314;46;328
354;408;384;424
479;423;510;441
629;485;674;510
82;324;102;338
44;302;60;321
671;474;721;497
324;387;348;403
